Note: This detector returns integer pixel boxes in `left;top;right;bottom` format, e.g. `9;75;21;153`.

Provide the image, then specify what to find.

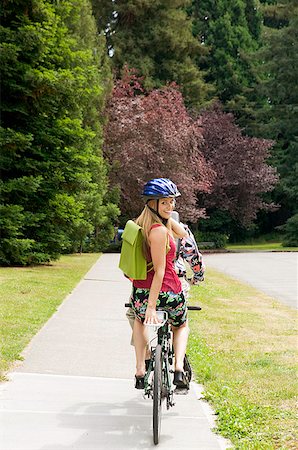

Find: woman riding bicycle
130;178;190;390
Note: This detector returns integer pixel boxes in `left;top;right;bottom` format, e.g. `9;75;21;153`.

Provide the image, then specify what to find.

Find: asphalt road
204;252;298;309
0;254;230;450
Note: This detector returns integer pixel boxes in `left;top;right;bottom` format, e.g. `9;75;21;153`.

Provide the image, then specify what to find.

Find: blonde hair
135;200;171;259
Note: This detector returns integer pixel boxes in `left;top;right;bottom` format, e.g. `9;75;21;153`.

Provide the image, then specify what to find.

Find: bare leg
128;309;151;359
126;307;136;346
133;319;147;377
172;321;189;372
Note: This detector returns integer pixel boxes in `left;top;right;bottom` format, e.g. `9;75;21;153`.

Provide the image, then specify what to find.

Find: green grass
0;253;100;380
227;242;298;251
188;270;298;449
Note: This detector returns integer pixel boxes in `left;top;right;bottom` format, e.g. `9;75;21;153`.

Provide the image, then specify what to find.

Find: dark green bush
193;231;228;249
103;242;122;253
281;214;298;247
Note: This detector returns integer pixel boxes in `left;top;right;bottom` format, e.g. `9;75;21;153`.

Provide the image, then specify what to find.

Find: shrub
193;231;228;249
281;214;298;247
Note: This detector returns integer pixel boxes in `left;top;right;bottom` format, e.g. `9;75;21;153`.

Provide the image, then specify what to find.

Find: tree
103;69;215;222
191;0;262;107
281;214;298;247
199;105;278;228
92;0;211;108
0;0;118;265
252;5;298;232
260;0;294;29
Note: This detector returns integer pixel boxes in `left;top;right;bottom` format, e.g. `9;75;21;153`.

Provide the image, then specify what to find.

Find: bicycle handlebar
124;303;201;310
186;305;202;310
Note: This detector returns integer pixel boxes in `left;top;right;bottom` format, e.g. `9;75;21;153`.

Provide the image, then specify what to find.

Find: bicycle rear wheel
153;344;162;445
183;354;192;383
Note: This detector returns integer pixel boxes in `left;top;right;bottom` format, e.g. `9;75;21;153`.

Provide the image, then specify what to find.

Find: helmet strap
146;200;168;226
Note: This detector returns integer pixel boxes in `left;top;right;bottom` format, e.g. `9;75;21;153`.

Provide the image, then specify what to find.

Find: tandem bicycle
125;303;201;445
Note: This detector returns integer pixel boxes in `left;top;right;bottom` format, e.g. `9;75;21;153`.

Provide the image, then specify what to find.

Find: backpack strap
147;261;154;273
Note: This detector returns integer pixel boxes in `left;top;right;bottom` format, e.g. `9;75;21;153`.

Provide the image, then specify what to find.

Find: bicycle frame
144;311;175;410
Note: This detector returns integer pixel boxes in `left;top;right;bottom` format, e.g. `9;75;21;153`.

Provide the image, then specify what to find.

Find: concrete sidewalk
0;254;231;449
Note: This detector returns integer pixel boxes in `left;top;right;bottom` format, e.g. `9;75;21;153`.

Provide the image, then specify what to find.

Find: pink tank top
133;224;182;293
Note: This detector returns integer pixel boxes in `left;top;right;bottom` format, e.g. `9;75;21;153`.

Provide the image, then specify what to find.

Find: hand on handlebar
144;305;160;325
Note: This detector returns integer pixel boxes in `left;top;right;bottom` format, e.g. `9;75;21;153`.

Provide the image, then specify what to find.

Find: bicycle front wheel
153;344;162;445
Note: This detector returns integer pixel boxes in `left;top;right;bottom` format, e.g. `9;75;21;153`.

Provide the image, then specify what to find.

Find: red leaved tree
104;70;214;222
200;105;279;225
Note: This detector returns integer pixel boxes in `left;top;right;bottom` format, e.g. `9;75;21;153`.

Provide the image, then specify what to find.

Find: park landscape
1;1;297;449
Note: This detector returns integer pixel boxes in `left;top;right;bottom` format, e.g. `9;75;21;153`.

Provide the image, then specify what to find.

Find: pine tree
191;0;262;106
92;0;211;108
0;0;117;265
254;8;298;230
260;0;294;28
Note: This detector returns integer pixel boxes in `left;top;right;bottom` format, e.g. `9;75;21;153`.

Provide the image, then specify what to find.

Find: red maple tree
104;70;278;226
104;70;214;221
200;105;278;225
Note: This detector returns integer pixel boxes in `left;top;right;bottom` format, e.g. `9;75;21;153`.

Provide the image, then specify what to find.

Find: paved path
204;252;298;309
0;254;231;450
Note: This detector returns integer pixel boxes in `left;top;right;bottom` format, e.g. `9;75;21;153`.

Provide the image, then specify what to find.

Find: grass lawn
0;253;100;381
188;269;298;449
227;243;298;252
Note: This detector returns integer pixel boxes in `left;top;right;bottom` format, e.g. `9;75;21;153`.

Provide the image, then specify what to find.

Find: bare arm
144;226;167;325
169;217;188;239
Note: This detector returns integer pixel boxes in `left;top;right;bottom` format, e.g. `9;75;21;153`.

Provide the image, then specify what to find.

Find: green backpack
119;220;153;280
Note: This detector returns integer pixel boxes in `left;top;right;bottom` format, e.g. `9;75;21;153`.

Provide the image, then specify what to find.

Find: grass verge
227;243;297;252
0;253;100;381
188;269;297;450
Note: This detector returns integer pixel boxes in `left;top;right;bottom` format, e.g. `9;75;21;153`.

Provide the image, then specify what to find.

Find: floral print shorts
130;287;187;328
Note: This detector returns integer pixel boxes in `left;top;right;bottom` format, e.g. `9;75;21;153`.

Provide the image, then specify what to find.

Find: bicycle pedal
174;387;189;395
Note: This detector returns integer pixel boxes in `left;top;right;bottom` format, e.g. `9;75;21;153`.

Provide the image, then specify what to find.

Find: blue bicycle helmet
142;178;181;199
142;178;181;224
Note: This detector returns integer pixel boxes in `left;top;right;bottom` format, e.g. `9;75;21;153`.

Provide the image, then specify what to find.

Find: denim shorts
130;287;187;327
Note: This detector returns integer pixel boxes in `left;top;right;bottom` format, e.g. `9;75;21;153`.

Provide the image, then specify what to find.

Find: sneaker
135;376;145;390
173;371;189;389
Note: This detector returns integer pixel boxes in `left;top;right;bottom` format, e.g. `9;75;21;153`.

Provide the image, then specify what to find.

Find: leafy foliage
281;214;298;247
199;105;279;226
256;11;298;223
191;0;262;105
0;0;118;265
104;69;215;222
104;69;278;230
260;0;294;28
242;3;298;237
193;230;228;249
92;0;211;108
